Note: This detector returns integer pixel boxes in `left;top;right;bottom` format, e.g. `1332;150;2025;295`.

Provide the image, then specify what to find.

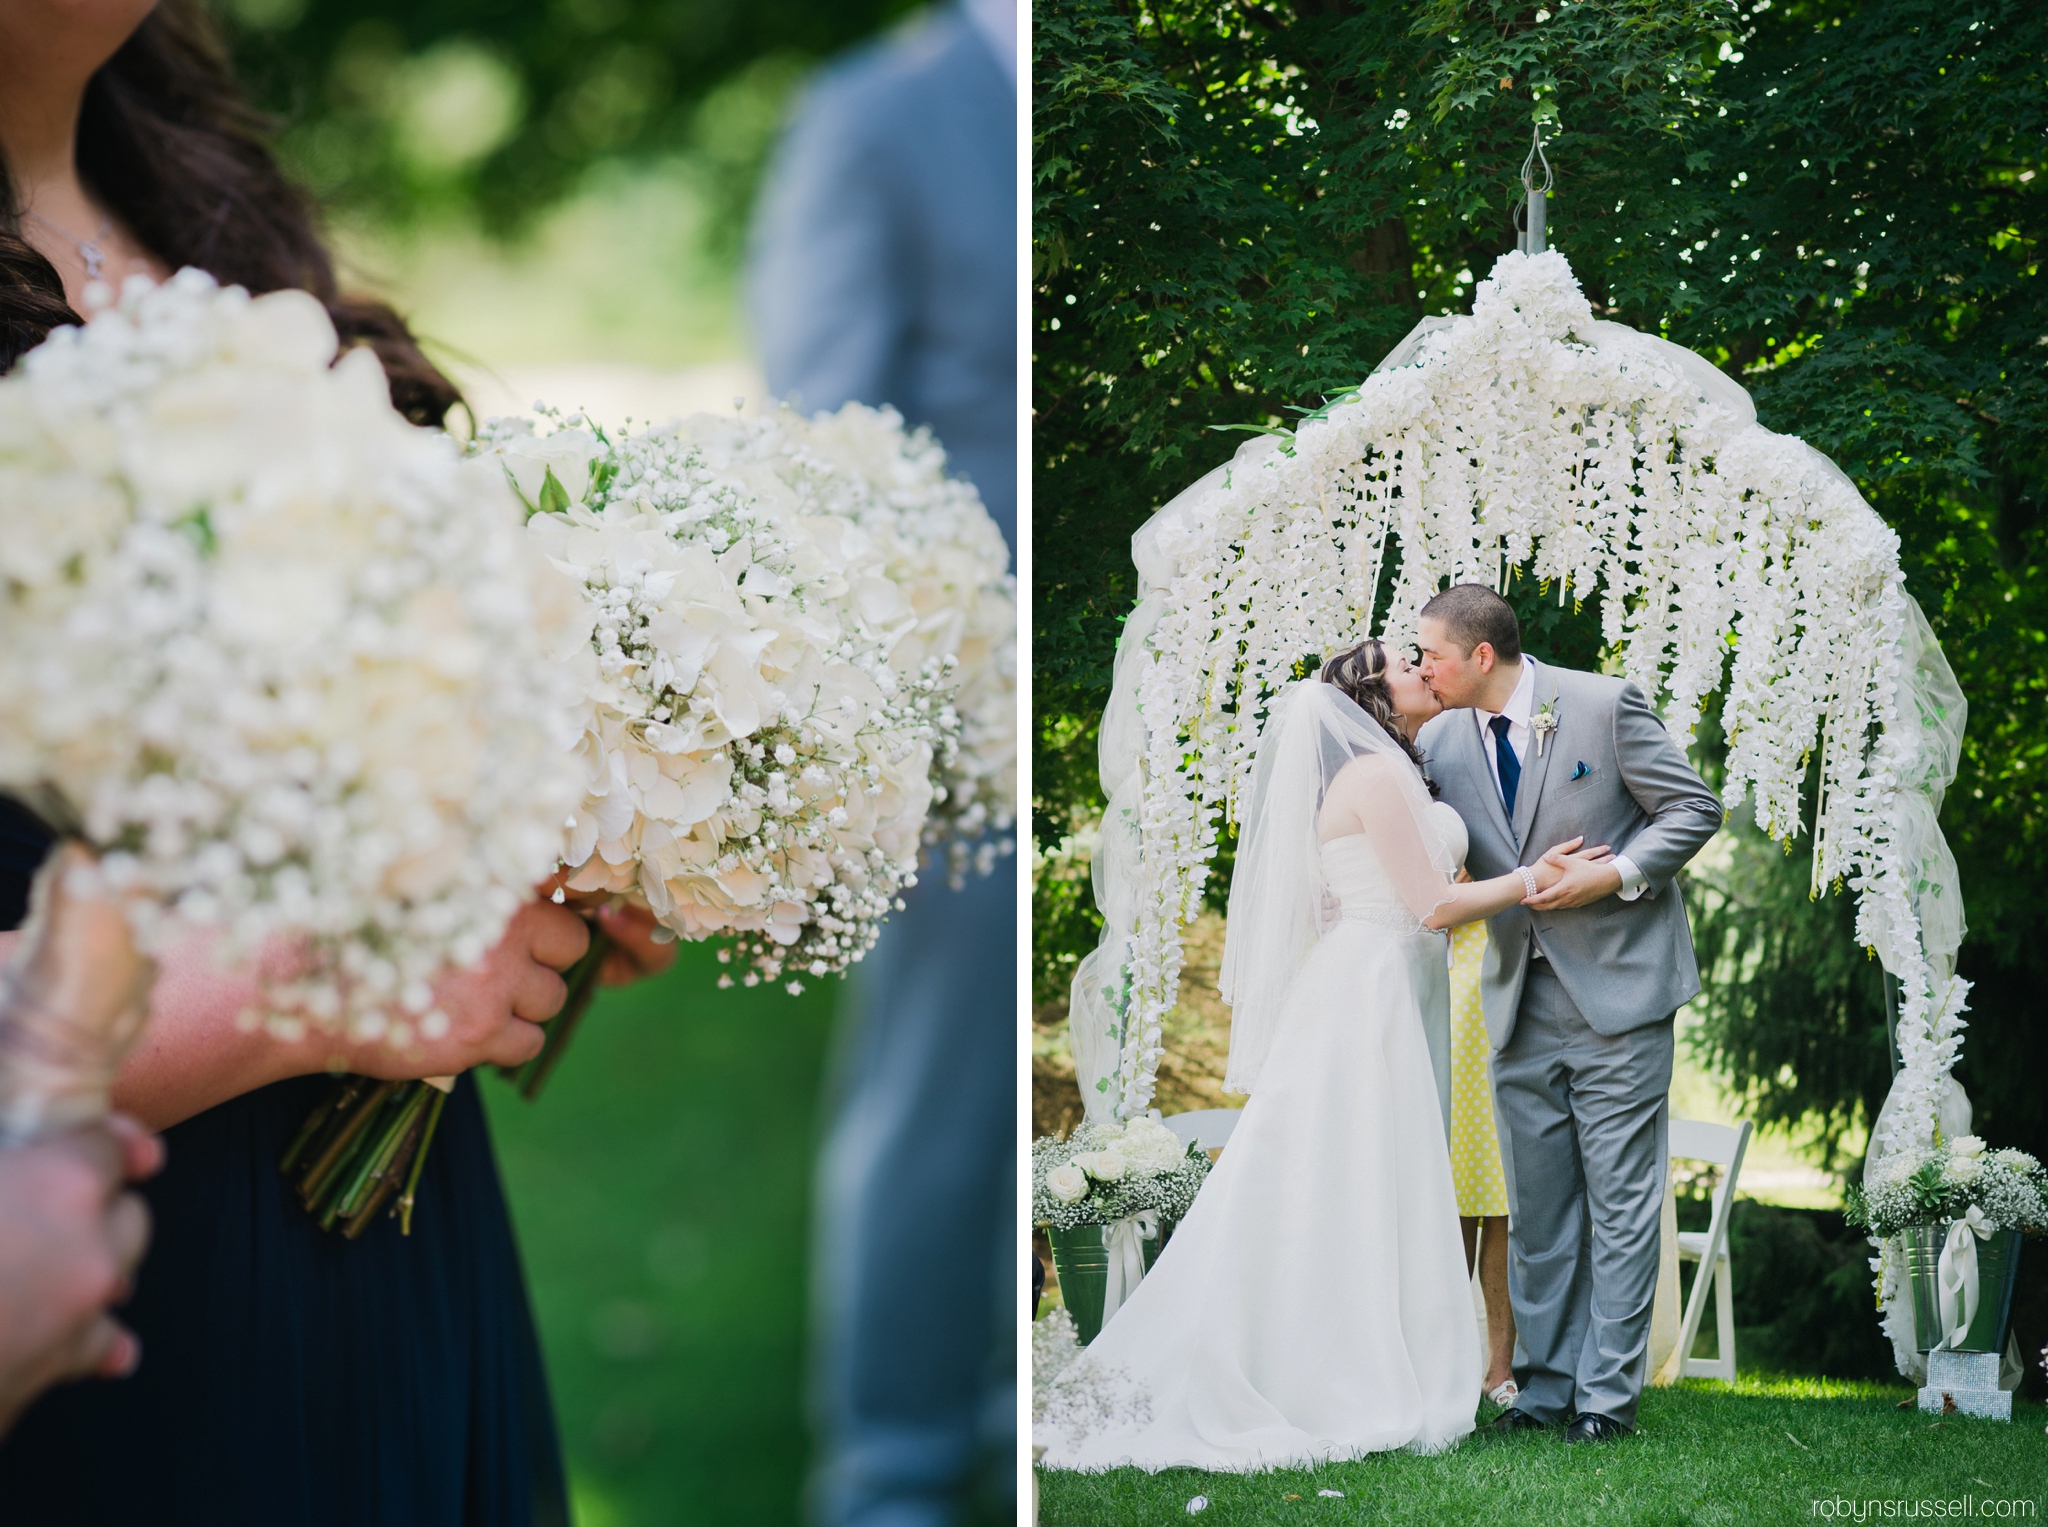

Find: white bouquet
1847;1136;2047;1239
0;272;581;1153
1031;1117;1211;1231
775;404;1017;885
477;401;1015;999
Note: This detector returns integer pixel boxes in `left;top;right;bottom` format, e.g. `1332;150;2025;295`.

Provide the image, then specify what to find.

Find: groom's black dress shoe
1484;1408;1548;1435
1563;1413;1631;1445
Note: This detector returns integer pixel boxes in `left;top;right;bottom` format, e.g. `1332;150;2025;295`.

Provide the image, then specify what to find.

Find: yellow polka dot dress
1447;921;1510;1217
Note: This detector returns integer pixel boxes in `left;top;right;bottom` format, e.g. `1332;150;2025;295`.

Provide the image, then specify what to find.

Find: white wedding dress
1042;801;1482;1472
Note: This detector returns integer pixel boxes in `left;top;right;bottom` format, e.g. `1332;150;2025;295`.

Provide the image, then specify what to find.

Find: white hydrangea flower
790;402;1018;885
0;271;584;1044
474;399;1014;985
1117;1116;1191;1177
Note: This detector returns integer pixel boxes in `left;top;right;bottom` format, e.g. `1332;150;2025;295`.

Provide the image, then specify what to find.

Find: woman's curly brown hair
1319;638;1439;798
0;0;458;425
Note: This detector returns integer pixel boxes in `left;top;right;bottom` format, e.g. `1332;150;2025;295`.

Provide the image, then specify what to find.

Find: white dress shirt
1475;657;1646;901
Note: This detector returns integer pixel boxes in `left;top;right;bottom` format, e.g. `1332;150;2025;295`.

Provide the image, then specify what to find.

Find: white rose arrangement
1032;1117;1212;1231
1846;1135;2046;1239
1070;1149;1127;1183
0;274;580;1162
1117;1114;1194;1176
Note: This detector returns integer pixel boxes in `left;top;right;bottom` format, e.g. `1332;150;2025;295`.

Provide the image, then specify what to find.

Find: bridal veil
1217;680;1456;1094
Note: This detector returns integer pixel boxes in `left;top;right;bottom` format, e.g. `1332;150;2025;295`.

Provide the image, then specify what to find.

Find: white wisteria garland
1072;251;1970;1197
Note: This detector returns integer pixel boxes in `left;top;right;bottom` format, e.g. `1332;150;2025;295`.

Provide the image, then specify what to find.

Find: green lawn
481;942;839;1527
1036;1378;2048;1527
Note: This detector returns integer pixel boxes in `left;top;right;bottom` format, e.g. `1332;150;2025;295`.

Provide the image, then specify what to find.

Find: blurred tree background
205;1;923;1520
217;0;919;373
1032;0;2045;1206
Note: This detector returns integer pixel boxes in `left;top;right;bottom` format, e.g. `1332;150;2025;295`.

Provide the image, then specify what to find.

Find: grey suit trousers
1492;965;1673;1427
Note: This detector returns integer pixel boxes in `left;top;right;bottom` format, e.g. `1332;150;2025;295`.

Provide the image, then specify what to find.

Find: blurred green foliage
483;941;835;1526
1032;0;2046;1162
215;0;922;240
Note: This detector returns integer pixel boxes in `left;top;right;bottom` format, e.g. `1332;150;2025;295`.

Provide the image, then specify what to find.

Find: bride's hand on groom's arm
1523;841;1621;910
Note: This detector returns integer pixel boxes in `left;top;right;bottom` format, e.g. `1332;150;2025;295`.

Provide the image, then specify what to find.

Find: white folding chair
1162;1109;1242;1151
1669;1116;1753;1383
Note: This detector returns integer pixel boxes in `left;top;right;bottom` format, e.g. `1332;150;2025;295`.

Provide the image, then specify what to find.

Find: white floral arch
1069;252;1971;1362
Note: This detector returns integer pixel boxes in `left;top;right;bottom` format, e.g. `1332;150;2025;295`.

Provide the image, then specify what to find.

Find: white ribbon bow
1100;1209;1161;1326
1935;1207;1992;1350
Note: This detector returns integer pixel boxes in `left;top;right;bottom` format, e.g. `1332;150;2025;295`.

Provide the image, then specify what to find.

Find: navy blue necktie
1490;714;1520;818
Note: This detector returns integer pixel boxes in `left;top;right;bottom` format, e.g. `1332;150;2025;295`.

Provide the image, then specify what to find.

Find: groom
1415;585;1722;1443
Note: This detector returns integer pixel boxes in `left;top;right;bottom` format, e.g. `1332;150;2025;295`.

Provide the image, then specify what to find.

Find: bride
1042;638;1608;1472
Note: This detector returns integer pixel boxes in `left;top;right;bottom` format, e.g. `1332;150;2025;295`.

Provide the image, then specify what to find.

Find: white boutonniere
1531;697;1561;758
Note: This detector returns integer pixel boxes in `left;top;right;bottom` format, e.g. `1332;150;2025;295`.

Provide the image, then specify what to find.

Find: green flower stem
282;915;616;1237
341;1085;436;1239
292;1079;398;1207
311;1083;414;1230
279;1074;369;1177
286;1076;457;1236
397;1088;450;1237
327;1083;431;1231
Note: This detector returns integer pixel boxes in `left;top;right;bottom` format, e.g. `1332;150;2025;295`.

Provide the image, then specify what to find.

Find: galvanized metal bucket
1903;1222;2024;1354
1046;1219;1166;1344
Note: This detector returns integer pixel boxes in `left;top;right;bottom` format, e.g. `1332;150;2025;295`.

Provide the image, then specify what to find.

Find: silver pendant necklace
25;208;115;281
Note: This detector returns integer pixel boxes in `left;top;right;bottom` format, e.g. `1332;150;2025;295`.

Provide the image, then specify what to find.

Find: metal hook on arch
1515;123;1554;254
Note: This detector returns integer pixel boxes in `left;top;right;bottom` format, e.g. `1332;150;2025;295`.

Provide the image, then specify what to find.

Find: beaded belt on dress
1335;904;1437;936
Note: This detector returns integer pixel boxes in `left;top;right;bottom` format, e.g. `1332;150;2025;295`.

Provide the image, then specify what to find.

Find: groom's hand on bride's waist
1523;844;1621;911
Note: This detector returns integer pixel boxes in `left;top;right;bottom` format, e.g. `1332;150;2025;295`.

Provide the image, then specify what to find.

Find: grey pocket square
1570;760;1591;781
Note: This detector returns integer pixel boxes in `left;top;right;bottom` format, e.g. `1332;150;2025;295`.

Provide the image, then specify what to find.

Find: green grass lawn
1036;1378;2048;1527
481;942;839;1527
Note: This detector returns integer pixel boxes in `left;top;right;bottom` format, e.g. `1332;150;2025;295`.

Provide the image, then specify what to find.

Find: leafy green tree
1033;0;2046;1160
217;0;920;234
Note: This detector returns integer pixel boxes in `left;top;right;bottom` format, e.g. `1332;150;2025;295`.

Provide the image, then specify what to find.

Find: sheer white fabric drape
1217;682;1454;1093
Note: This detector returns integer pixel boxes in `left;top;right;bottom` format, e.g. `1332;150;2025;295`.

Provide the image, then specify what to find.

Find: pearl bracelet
1517;865;1538;900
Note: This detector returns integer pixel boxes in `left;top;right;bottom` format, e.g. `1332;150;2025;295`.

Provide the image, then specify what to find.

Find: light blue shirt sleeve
747;88;905;413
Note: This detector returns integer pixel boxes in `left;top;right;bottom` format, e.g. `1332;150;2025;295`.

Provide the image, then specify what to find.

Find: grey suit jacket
1417;665;1723;1048
746;5;1016;551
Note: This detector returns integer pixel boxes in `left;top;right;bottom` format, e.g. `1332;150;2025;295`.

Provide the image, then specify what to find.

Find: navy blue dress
0;800;568;1526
